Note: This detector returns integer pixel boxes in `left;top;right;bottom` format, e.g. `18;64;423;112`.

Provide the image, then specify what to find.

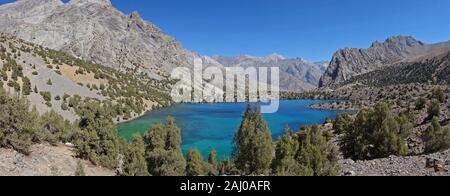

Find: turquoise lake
117;100;348;160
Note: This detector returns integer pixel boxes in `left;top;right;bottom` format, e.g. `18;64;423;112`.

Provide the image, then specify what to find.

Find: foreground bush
339;102;410;160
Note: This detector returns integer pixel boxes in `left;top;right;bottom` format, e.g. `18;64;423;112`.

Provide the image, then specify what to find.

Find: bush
40;91;52;102
432;88;446;103
422;117;450;153
144;117;186;176
121;134;149;176
234;105;273;175
186;149;208;176
339;102;409;160
415;98;426;110
0;89;41;155
427;100;441;120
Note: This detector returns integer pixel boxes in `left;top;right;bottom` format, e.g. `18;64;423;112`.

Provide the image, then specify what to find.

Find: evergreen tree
22;76;32;96
234;104;274;175
333;113;353;135
296;125;340;176
272;128;310;176
432;88;446;103
122;134;149;176
422;117;450;153
186;149;208;176
208;149;218;175
73;102;120;169
0;89;41;155
144;117;186;176
427;100;441;120
339;102;409;160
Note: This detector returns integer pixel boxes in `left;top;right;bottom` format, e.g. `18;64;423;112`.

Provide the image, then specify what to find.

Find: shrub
339;102;409;160
422;117;450;153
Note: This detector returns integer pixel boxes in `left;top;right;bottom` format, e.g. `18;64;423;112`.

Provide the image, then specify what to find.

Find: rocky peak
68;0;112;7
265;53;285;61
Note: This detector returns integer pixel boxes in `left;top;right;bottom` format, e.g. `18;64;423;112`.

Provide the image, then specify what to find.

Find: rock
344;171;356;176
64;142;75;148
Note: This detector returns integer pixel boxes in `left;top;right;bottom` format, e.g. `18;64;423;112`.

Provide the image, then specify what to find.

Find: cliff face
0;0;202;80
319;36;427;87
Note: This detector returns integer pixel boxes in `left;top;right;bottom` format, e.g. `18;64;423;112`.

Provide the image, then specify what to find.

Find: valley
0;0;449;177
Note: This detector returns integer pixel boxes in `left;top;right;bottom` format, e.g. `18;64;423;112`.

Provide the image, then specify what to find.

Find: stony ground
0;144;115;176
340;150;450;176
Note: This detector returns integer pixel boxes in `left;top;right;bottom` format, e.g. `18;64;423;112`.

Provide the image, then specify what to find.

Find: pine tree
272;128;309;176
144;117;186;176
74;102;120;169
22;76;32;96
234;104;274;175
339;102;409;160
208;149;218;175
427;100;441;120
296;125;339;176
186;149;208;176
432;88;446;103
122;134;149;176
422;117;450;153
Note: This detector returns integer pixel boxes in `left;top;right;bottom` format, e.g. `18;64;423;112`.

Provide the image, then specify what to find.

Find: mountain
213;54;326;92
0;0;221;80
318;36;446;87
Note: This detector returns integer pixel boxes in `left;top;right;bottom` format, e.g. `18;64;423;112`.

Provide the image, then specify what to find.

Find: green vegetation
121;134;149;176
22;76;32;95
272;127;340;176
40;91;52;102
73;102;121;169
415;97;427;110
233;105;274;175
432;88;446;103
186;149;209;176
339;102;410;160
422;117;450;153
75;161;86;176
143;117;186;176
427;100;441;120
0;88;75;155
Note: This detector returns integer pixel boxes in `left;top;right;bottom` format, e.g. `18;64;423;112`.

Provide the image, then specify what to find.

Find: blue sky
1;0;450;61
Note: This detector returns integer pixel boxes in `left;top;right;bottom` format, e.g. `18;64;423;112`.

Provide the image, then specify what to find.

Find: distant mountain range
213;54;326;92
0;0;449;94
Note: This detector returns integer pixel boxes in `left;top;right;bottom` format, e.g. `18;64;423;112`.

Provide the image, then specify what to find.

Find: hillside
320;36;450;87
0;33;171;122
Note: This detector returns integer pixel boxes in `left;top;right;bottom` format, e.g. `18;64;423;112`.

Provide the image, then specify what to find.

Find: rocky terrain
320;36;450;87
0;0;229;83
214;54;326;92
340;150;450;176
0;0;323;93
0;143;115;176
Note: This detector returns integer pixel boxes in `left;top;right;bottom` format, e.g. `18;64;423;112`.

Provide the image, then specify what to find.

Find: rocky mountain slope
0;143;115;176
0;33;171;122
319;36;450;87
0;0;217;80
214;54;326;92
0;0;319;93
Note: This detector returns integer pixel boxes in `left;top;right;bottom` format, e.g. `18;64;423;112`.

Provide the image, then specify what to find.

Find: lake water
117;100;348;160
